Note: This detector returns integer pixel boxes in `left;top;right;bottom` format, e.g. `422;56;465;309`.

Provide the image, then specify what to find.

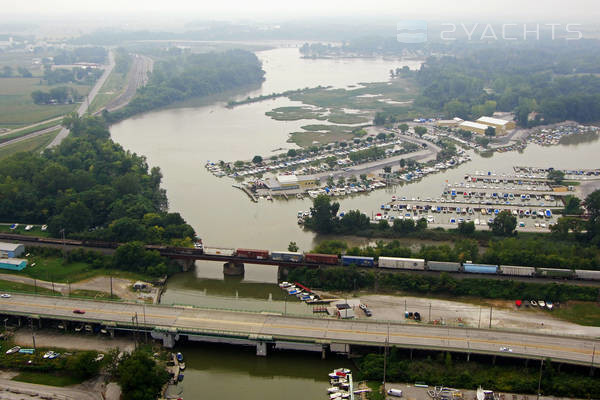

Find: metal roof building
0;242;24;258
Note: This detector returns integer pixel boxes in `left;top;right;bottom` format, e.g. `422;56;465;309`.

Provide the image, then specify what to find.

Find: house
0;242;24;258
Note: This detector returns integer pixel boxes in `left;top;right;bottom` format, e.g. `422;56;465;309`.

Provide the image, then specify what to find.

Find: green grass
0;279;58;296
366;381;385;400
9;255;140;283
70;289;120;300
0;77;91;128
88;68;128;113
0;120;61;143
551;301;600;326
13;371;84;387
0;129;60;160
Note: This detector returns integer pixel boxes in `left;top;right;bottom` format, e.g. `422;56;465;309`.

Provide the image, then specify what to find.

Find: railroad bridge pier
175;259;195;272
223;262;245;276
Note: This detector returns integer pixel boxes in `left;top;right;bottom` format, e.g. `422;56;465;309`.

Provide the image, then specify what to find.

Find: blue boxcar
342;255;375;267
463;263;498;274
271;251;303;262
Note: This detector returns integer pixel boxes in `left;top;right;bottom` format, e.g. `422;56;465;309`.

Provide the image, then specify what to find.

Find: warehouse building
476;116;516;135
0;242;24;258
458;121;489;135
267;175;319;191
436;117;463;127
0;258;27;271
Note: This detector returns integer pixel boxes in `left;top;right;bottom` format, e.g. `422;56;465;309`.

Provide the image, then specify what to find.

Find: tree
398;123;409;134
1;66;12;77
288;241;299;252
393;218;415;233
547;170;565;185
484;126;496;137
376;132;387;140
287;149;297;157
383;166;392;173
475;136;490;147
340;210;370;232
416;218;428;230
307;194;340;234
584;189;600;242
414;126;427;137
378;219;390;231
489;210;517;236
563;195;583;215
373;112;386;125
399;159;406;168
252;155;263;164
18;66;32;77
66;351;100;379
117;349;169;400
458;221;475;235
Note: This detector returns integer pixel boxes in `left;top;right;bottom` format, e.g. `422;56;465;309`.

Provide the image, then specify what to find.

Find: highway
46;50;116;148
1;294;598;366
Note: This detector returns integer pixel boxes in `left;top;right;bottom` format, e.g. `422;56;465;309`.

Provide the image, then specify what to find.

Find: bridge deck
1;294;598;366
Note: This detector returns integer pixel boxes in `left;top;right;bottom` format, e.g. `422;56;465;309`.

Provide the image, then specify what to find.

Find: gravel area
355;294;600;337
12;329;135;352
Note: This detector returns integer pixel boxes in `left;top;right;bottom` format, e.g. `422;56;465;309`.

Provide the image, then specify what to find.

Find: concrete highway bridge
1;294;599;367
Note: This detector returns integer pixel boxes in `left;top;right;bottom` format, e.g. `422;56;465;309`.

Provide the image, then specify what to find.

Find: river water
110;46;600;399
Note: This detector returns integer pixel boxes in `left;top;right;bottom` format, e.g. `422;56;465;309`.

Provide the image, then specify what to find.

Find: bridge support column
277;265;290;281
109;329;115;338
322;345;327;360
224;262;245;276
492;355;496;365
150;330;178;348
256;342;267;356
176;259;195;272
17;317;21;327
467;352;470;362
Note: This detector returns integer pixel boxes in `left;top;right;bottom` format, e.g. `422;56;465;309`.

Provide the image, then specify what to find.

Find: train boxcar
271;251;303;262
537;268;574;279
463;263;498;275
499;265;535;277
304;253;339;265
427;261;461;272
341;255;375;267
378;257;425;270
235;248;270;260
203;247;236;257
574;269;600;281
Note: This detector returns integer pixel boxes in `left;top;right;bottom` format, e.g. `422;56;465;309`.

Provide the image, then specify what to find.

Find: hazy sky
3;0;598;21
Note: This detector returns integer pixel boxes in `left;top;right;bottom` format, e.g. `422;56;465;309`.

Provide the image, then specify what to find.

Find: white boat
538;300;546;307
546;301;553;310
530;300;538;307
6;346;20;354
477;386;495;400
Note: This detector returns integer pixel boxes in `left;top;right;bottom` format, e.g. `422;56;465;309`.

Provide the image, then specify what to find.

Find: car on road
0;294;11;298
500;347;513;352
73;309;85;314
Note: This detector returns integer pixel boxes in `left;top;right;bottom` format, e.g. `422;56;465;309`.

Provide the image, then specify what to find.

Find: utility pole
68;280;71;297
30;319;36;351
383;323;389;391
33;279;37;295
489;306;493;329
478;307;482;329
143;304;148;343
110;275;113;299
591;345;596;376
429;303;432;322
536;359;544;400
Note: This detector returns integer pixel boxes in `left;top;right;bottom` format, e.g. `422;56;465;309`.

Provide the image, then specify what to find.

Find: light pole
536;359;544;400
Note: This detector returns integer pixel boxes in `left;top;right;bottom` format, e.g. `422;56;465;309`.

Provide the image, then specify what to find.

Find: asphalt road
0;124;60;149
46;50;116;149
1;294;598;366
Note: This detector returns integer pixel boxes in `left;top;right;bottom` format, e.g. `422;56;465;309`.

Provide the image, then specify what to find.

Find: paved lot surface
0;378;102;400
384;383;583;400
1;294;598;365
359;295;600;337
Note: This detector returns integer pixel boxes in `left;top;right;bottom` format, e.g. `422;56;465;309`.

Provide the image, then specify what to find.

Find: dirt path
357;294;600;337
0;273;156;301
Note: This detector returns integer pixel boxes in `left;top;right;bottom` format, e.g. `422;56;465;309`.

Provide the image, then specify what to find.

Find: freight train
202;247;600;281
2;232;598;281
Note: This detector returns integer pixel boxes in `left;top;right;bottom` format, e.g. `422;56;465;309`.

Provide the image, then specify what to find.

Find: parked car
73;309;85;314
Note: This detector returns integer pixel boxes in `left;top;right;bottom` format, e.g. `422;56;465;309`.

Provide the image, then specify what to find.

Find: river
110;46;600;399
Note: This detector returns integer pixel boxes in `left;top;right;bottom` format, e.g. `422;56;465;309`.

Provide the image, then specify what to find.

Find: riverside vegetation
103;48;265;123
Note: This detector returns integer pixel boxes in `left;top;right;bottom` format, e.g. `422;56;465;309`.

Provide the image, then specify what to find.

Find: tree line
0;114;196;245
104;49;265;123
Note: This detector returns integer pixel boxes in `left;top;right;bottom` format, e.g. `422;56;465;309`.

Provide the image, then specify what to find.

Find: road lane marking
6;299;595;357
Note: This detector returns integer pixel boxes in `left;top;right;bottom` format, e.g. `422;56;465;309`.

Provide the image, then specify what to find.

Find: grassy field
8;255;149;283
69;289;120;300
551;301;600;326
12;371;84;387
0;129;60;160
0;120;61;142
287;124;364;147
0;279;58;296
88;66;129;113
0;77;91;128
266;105;370;124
